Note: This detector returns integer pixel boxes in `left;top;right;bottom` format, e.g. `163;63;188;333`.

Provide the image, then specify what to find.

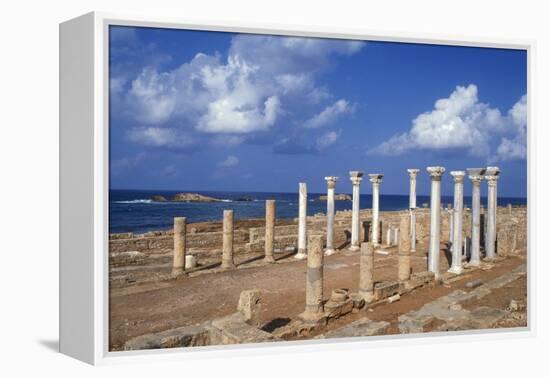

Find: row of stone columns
319;172;384;257
171;199;278;276
425;166;501;278
303;214;413;319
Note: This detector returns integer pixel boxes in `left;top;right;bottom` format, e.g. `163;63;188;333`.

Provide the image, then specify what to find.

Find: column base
447;265;463;275
298;310;326;325
294;252;307;260
263;256;276;263
468;259;481;267
324;248;337;256
348;245;360;252
221;262;235;269
171;268;186;277
358;289;375;303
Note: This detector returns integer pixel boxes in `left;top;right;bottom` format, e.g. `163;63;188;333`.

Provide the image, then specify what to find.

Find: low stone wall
109;230;249;255
109;206;527;266
497;206;527;255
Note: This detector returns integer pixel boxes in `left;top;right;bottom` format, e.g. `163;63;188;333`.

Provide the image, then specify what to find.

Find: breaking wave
114;199;153;204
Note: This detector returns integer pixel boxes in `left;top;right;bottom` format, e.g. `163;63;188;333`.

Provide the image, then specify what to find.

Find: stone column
295;183;308;260
368;174;384;246
487;166;500;239
398;215;412;282
324;176;339;255
449;171;465;274
386;228;392;246
467;168;485;266
427;166;445;278
449;208;454;242
359;242;375;302
264;200;276;263
485;168;500;259
301;235;325;321
172;217;187;276
221;210;235;269
407;169;420;252
349;171;364;251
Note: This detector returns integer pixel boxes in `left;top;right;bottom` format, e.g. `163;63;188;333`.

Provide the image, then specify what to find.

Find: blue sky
109;26;527;197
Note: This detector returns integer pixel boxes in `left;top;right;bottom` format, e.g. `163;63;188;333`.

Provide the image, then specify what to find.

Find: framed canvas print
60;12;531;365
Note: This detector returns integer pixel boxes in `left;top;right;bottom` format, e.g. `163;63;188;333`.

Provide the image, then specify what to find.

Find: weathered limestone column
487;166;500;238
172;217;187;276
467;168;485;266
295;182;308;260
485;168;500;259
221;210;235;269
302;235;325;321
359;242;375;302
398;215;412;282
449;208;454;242
386;228;392;246
324;176;339;255
449;171;465;274
368;174;384;246
264;200;276;263
349;171;364;251
407;169;420;252
427;166;445;278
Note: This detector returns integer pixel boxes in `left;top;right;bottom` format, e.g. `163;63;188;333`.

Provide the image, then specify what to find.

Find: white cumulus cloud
492;94;527;162
316;130;342;150
303;100;354;129
122;35;364;139
369;84;526;160
126;127;195;148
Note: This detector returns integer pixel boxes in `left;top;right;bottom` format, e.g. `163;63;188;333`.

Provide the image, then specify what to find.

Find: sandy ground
109;243;526;350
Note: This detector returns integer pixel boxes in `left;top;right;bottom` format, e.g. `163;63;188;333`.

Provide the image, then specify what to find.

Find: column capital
467;167;486;183
485;166;501;176
427;166;445;180
485;175;500;186
324;176;339;189
485;166;500;187
407;169;420;179
368;173;383;185
349;171;364;185
450;171;465;183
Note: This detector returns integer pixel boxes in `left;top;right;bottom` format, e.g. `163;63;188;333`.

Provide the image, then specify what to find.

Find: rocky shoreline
151;192;222;202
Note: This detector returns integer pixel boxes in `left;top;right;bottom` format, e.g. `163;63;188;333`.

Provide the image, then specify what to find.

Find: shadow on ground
38;339;59;353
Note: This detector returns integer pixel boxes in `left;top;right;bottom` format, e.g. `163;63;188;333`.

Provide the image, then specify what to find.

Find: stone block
237;289;262;326
322;318;390;339
124;324;209;350
446;290;478;306
324;299;354;319
469;306;508;329
210;313;274;345
398;313;435;333
374;281;400;300
465;279;482;289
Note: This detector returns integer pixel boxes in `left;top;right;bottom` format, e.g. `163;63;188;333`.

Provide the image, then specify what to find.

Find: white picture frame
59;11;534;365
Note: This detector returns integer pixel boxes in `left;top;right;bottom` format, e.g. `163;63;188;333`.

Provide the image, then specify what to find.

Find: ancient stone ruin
109;165;527;351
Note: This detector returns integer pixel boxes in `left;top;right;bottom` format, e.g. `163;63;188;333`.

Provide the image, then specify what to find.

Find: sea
109;189;527;234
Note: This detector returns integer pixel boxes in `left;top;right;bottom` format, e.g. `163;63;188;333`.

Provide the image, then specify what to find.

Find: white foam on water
114;199;153;204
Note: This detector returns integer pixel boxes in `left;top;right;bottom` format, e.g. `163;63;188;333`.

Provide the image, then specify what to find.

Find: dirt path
109;244;525;350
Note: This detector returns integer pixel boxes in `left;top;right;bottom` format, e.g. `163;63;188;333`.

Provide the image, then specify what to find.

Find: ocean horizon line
109;188;528;200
